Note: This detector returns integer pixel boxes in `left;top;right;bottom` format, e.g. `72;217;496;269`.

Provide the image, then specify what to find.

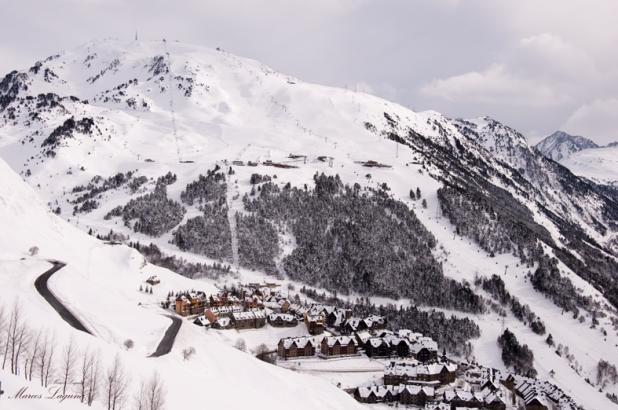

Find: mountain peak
535;130;598;161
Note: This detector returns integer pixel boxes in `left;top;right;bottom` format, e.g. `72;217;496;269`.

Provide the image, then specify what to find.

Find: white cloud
562;99;618;144
420;63;569;107
516;33;597;81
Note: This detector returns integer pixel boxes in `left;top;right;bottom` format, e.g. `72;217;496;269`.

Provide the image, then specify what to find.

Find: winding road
34;261;92;335
34;260;182;356
149;314;182;357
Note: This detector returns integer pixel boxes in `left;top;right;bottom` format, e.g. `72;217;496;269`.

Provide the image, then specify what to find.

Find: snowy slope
560;145;618;186
535;131;618;186
1;39;618;409
0;158;365;410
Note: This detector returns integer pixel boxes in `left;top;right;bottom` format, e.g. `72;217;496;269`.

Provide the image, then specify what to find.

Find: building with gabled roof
384;362;457;386
277;336;317;359
320;336;358;357
268;313;298;327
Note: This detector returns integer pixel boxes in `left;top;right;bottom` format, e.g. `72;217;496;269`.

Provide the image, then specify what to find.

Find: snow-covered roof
385;362;456;378
207;305;243;315
194;315;211;326
344;317;362;330
410;337;438;353
233;310;266;321
368;337;388;348
322;336;357;347
355;330;372;344
279;336;316;349
403;385;435;396
268;313;296;322
363;315;385;327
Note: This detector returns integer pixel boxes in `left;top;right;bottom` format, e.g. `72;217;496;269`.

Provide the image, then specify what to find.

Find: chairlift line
162;39;182;163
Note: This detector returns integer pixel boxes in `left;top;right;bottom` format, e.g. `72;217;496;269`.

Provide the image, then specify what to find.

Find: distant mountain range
535;131;618;186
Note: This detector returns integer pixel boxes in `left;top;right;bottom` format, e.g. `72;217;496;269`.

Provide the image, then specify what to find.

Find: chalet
175;296;191;316
341;315;386;334
287;303;304;316
204;305;243;323
209;292;242;308
355;385;434;406
400;385;435;406
443;389;485;409
384;362;457;386
354;385;401;404
211;317;233;329
326;310;347;328
277;336;316;359
395;329;423;340
363;315;386;330
232;310;266;330
388;337;411;358
268;313;298;327
512;379;564;410
174;291;208;316
193;315;211;327
320;336;358;357
364;337;391;358
263;296;290;313
243;295;264;310
410;337;438;362
360;334;417;358
146;275;160;285
483;391;507;410
304;313;325;335
342;317;367;334
355;330;372;346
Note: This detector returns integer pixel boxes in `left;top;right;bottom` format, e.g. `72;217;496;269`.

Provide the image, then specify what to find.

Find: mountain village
156;278;581;410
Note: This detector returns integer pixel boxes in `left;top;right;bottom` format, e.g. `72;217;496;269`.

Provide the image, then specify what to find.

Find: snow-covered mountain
535;131;618;187
1;39;618;409
535;131;599;162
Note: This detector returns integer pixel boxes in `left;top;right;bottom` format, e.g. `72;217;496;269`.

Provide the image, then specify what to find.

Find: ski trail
163;39;181;162
225;168;241;272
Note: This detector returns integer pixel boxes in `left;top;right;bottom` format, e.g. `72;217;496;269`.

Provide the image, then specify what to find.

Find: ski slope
0;158;365;410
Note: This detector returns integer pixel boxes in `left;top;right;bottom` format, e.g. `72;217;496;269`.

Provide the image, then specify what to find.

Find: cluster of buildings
355;385;435;406
173;283;292;331
359;329;439;362
505;375;581;410
355;374;508;409
349;349;581;409
383;362;458;386
277;327;439;362
277;335;359;359
302;304;387;335
353;362;580;410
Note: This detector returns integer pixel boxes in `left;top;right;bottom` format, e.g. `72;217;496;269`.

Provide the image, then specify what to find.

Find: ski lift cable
162;39;182;162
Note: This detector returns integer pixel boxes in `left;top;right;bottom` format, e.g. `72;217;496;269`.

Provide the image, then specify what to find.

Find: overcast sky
1;0;617;144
